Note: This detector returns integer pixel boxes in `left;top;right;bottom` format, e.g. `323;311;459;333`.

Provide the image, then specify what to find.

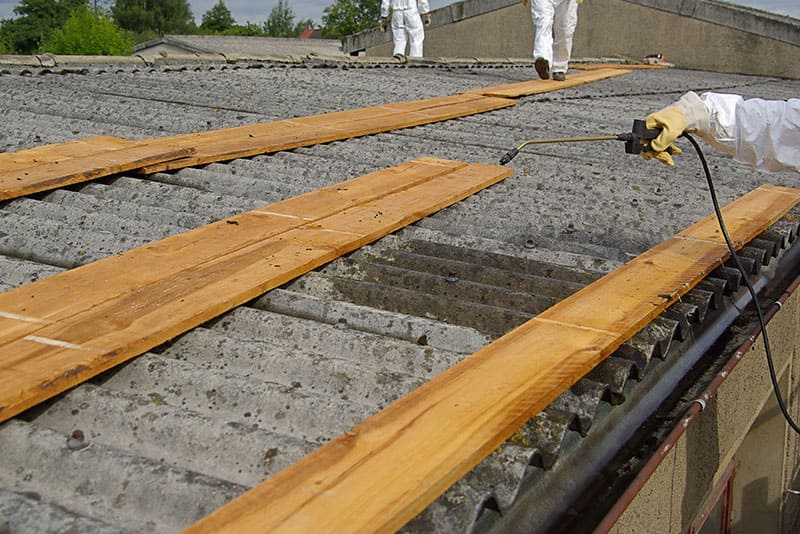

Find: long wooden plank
0;157;465;346
0;135;134;172
141;94;503;152
573;63;669;70
1;70;622;191
0;159;512;423
0;144;196;200
187;184;800;534
136;95;516;173
465;67;630;98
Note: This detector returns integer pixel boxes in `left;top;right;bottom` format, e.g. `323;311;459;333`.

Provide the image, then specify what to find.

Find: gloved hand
423;13;431;26
643;91;709;167
380;17;389;32
641;142;682;166
643;107;685;166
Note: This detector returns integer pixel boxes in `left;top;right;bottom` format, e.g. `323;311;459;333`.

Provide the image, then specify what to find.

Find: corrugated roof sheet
1;57;799;532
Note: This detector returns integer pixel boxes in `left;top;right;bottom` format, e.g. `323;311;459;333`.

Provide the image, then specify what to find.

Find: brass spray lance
499;120;665;165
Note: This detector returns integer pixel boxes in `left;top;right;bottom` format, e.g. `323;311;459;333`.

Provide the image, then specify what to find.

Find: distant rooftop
134;35;345;59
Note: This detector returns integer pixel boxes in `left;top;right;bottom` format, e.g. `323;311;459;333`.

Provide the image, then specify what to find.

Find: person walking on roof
381;0;432;59
643;91;800;173
525;0;583;81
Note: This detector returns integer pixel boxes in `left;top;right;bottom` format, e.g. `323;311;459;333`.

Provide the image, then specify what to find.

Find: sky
0;0;797;27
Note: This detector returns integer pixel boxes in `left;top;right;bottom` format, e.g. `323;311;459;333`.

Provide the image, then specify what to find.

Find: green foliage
263;0;295;38
0;33;12;54
321;0;380;39
40;4;134;55
111;0;195;40
0;0;87;54
221;22;266;36
200;0;235;33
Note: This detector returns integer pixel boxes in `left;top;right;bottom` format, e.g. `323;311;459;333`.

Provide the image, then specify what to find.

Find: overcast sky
0;0;797;27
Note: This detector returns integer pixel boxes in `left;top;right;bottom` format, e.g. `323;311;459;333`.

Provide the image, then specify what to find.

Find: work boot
534;57;550;80
552;71;566;81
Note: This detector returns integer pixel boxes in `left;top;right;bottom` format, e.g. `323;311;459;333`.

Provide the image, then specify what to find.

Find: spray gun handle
620;119;663;154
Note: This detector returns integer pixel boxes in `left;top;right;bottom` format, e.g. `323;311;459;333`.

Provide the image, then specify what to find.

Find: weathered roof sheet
0;58;799;532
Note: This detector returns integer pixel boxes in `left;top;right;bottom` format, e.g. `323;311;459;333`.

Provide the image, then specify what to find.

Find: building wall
368;3;534;59
611;286;800;533
353;0;799;79
574;0;799;79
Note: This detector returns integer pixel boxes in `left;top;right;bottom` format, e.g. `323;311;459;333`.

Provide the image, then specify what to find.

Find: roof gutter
593;269;800;533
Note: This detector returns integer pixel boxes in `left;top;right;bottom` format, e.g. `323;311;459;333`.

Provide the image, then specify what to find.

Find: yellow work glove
380;17;388;32
641;142;683;167
642;91;709;167
423;13;431;25
643;107;685;167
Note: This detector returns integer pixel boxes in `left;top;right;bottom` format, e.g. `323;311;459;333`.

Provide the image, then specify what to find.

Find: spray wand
499;120;664;165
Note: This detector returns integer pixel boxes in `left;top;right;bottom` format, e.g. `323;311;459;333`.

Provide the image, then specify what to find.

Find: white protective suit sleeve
678;91;800;173
381;0;390;18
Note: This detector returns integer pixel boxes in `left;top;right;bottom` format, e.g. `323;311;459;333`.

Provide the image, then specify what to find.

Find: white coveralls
530;0;579;73
381;0;430;58
682;92;800;173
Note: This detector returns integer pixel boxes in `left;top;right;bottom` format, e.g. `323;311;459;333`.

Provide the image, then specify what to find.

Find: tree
0;33;12;54
321;0;380;39
0;0;87;54
40;4;134;55
111;0;195;40
222;22;265;36
263;0;294;38
200;0;234;33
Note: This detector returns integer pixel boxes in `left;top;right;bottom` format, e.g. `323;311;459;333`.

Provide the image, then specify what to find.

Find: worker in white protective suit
524;0;583;81
643;91;800;173
380;0;431;59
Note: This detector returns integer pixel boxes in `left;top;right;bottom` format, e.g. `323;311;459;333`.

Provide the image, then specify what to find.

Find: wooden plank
0;144;196;200
0;70;620;192
0;159;512;423
136;95;516;173
0;158;465;338
572;63;669;70
466;67;631;98
0;314;52;346
0;135;134;173
186;183;800;534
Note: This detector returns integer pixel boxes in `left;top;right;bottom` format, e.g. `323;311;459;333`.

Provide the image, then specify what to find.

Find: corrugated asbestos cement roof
1;58;799;533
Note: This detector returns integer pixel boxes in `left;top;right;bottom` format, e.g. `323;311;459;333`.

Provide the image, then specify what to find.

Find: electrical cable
682;132;800;436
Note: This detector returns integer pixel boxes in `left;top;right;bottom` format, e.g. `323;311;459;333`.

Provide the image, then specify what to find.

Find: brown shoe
534;57;550;80
552;71;566;81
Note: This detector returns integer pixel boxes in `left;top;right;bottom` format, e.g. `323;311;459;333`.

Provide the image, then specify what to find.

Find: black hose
683;132;800;436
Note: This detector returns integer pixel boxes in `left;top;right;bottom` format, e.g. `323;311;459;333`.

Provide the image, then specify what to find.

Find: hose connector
499;148;519;165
